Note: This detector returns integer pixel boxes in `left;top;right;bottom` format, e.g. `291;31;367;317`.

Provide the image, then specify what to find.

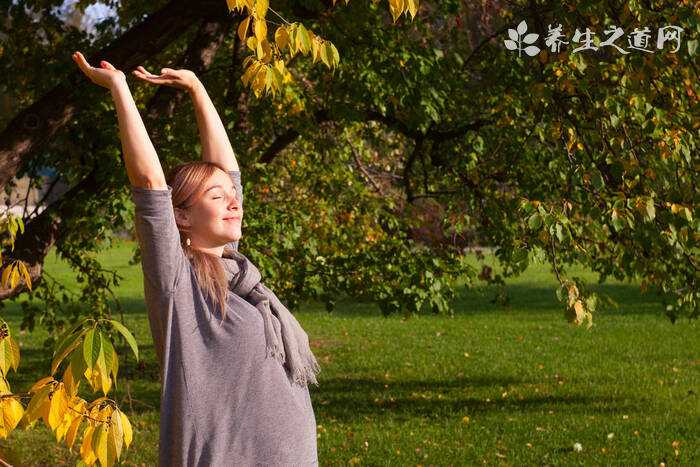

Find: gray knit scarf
220;248;321;388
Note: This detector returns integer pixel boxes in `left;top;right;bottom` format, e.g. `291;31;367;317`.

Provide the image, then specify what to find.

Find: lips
224;217;241;221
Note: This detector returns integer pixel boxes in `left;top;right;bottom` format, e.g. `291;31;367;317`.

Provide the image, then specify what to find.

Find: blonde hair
167;161;233;326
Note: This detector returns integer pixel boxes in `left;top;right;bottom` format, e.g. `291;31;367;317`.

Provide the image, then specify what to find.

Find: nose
227;192;240;211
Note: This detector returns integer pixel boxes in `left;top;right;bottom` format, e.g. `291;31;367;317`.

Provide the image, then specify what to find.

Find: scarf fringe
265;344;285;364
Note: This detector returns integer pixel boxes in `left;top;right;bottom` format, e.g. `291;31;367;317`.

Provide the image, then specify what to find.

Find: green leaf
101;333;115;380
83;328;101;369
70;343;87;382
51;328;85;375
528;213;542;231
610;114;619;128
645;198;656;221
108;320;139;362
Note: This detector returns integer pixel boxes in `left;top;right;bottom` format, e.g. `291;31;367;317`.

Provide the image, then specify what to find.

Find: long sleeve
227;170;243;252
131;185;188;295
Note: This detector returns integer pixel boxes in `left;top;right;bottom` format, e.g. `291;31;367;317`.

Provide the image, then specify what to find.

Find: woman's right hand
72;51;126;89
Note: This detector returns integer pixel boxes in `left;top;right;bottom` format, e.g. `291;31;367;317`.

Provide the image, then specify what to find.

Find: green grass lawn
1;239;697;466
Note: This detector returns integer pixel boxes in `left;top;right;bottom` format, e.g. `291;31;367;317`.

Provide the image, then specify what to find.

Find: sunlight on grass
1;240;697;465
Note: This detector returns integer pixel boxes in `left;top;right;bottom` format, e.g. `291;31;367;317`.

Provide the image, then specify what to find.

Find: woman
72;51;320;466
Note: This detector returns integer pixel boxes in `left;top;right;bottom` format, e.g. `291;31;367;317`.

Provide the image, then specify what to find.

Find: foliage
0;211;138;465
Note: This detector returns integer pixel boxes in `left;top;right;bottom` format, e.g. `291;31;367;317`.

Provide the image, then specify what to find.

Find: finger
72;51;94;74
132;71;168;85
136;66;158;77
100;60;117;71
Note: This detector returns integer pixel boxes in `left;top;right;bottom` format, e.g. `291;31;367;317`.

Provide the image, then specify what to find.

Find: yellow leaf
81;425;97;465
406;0;419;19
241;61;261;87
254;18;267;43
311;38;321;63
39;394;52;427
110;410;124;460
10;267;19;289
120;410;133;448
66;416;83;452
107;422;120;464
48;384;68;430
22;384;49;426
30;376;54;394
56;409;74;442
389;0;404;22
320;43;330;68
294;25;303;52
93;423;109;467
96;333;111;396
63;363;80;398
330;43;339;66
573;300;585;323
90;367;103;393
274;26;289;50
100;369;112;396
255;0;268;18
261;38;272;63
17;261;31;291
8;336;20;372
265;67;273;92
1;262;13;288
2;397;24;433
297;24;311;53
0;378;8;398
254;65;267;92
0;340;9;377
111;348;119;384
567;283;579;307
246;35;257;52
225;0;237;12
237;16;251;42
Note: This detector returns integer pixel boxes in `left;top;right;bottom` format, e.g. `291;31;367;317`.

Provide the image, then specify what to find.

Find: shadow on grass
313;376;636;421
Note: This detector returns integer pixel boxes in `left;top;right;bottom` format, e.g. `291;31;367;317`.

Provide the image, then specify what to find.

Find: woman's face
178;169;242;249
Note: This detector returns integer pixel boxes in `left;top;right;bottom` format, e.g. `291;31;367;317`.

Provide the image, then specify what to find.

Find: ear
174;207;191;227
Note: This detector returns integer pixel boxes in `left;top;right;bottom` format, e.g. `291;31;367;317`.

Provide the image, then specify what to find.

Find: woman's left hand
132;66;199;91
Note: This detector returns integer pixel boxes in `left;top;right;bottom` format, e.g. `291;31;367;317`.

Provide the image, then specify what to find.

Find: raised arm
131;66;239;172
188;78;240;172
72;52;166;189
112;81;168;188
73;52;185;295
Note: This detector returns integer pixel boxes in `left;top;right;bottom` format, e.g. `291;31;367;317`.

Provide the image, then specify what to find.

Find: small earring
186;237;191;246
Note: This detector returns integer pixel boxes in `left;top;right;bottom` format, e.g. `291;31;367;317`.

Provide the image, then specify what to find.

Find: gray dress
131;170;318;466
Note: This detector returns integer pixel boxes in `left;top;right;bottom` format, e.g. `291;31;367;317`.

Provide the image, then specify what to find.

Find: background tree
0;0;698;446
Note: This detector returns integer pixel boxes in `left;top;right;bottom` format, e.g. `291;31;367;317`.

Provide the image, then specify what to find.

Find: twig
347;137;385;195
268;6;292;26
